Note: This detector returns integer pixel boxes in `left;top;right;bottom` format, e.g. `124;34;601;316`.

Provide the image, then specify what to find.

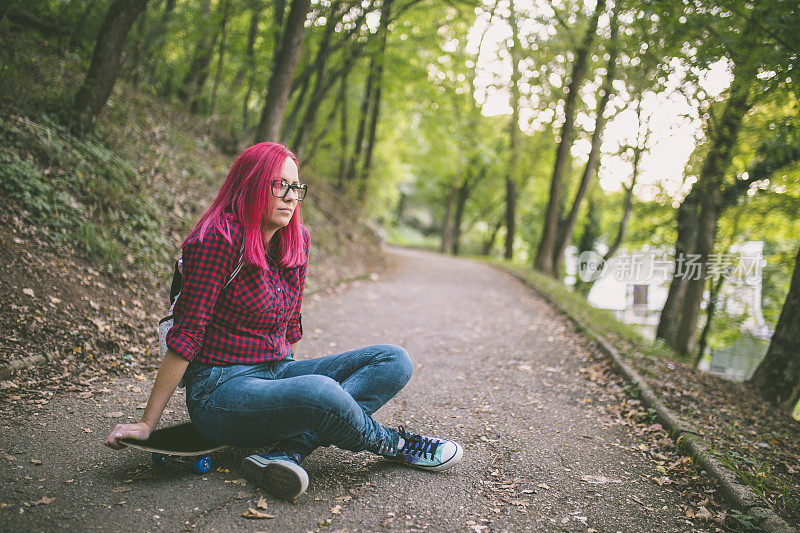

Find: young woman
105;142;462;500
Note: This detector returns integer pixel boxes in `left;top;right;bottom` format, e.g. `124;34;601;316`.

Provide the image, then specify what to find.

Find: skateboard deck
120;423;227;473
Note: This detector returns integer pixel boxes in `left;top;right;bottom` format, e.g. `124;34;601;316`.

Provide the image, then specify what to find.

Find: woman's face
263;157;300;236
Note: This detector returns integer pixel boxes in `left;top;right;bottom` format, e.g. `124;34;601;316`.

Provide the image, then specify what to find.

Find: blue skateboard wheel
193;456;211;474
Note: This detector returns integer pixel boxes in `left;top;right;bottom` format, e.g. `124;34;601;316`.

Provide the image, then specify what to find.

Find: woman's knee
379;344;413;384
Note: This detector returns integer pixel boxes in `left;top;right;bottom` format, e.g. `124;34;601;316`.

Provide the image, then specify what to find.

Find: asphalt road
0;247;717;532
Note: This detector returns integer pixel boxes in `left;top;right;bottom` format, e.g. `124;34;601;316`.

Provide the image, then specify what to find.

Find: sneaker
241;452;309;500
390;426;463;471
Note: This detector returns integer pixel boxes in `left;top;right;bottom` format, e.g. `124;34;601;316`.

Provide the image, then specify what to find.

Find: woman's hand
105;422;152;450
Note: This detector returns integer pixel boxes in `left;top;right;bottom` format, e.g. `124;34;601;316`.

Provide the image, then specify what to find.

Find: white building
565;241;770;380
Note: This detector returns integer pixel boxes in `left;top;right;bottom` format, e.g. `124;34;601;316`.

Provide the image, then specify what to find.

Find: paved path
1;248;711;531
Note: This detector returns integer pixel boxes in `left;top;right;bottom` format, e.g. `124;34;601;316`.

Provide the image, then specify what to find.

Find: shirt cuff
165;325;200;362
286;316;303;344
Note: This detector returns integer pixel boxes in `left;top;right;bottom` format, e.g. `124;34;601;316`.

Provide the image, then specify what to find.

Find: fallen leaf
23;288;35;297
235;491;251;500
242;508;274;519
695;506;712;521
537;483;551;490
30;496;54;506
256;496;268;509
30;459;42;465
330;505;342;515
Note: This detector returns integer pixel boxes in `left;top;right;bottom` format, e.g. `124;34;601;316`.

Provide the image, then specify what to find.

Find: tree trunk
671;60;755;356
128;8;147;86
601;99;646;265
573;195;600;295
552;5;618;275
208;0;231;118
253;0;311;142
504;0;522;260
233;0;262;87
70;0;150;133
291;9;338;155
748;246;800;414
451;178;470;255
240;0;263;135
355;0;393;201
694;273;726;367
305;89;347;164
68;0;100;51
656;187;699;344
142;0;176;83
504;177;517;259
440;185;457;253
336;68;349;185
178;0;217;106
534;0;606;275
482;219;503;256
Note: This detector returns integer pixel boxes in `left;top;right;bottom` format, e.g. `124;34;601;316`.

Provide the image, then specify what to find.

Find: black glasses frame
271;179;308;201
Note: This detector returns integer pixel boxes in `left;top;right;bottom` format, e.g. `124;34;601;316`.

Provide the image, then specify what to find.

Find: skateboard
120;422;227;474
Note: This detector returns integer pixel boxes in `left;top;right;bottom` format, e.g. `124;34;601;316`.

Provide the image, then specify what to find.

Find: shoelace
397;426;441;460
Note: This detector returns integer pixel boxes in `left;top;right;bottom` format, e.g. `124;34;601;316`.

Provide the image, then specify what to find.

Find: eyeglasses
271;179;308;201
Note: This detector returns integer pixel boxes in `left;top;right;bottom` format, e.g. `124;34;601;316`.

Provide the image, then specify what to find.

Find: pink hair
183;142;305;270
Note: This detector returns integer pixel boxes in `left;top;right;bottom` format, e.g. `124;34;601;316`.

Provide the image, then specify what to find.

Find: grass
0;113;172;270
0;27;230;275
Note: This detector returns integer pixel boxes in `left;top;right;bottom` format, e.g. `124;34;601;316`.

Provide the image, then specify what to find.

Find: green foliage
0;113;170;268
729;509;767;531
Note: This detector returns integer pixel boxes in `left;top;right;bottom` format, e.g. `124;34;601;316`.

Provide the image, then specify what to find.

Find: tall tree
749;246;800;414
533;0;606;275
503;0;522;259
552;4;619;274
208;0;231;118
70;0;150;132
253;0;312;142
355;0;394;200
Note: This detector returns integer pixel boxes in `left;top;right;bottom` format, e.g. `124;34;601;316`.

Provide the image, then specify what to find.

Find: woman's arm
104;349;188;449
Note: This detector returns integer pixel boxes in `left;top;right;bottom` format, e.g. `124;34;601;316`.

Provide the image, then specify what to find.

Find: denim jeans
182;344;413;461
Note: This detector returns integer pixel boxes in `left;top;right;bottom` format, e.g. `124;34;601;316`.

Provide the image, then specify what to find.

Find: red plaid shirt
166;216;309;365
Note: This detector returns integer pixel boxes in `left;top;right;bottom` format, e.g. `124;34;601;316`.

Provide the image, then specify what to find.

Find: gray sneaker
241;452;309;500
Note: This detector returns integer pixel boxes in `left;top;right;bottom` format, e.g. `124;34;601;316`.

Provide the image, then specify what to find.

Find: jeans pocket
187;365;223;403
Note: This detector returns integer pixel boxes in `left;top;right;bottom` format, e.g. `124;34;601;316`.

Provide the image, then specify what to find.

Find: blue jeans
182;344;413;461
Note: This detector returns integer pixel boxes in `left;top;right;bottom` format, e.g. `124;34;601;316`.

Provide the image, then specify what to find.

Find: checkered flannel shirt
166;217;309;365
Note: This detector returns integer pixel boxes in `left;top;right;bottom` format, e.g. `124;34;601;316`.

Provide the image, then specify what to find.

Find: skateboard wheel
193;456;211;474
152;453;168;465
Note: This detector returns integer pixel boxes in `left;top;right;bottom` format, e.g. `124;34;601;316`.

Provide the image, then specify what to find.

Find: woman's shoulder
184;216;245;253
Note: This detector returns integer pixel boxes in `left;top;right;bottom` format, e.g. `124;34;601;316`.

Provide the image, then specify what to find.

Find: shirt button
276;287;281;292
